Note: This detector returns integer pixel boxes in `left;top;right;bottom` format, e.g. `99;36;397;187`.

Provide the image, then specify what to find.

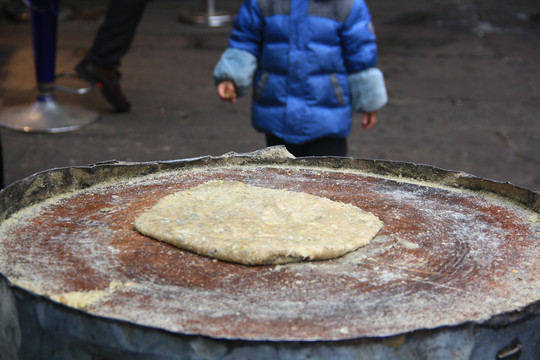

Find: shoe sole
75;63;131;113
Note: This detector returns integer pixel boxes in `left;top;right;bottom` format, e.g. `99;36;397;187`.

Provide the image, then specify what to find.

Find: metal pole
0;0;99;133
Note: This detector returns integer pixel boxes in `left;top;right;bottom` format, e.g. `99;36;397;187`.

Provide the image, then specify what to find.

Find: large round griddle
0;148;539;355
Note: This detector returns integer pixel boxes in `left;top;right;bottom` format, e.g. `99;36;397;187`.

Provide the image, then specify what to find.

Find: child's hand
361;111;378;130
217;80;237;103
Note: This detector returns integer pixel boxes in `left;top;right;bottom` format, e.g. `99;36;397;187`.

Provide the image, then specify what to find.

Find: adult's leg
75;0;148;112
86;0;148;69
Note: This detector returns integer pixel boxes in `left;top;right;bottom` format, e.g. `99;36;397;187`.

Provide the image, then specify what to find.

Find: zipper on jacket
255;71;269;102
330;73;345;106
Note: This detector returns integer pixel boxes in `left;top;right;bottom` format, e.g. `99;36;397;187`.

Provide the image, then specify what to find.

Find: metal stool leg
0;0;99;133
178;0;236;27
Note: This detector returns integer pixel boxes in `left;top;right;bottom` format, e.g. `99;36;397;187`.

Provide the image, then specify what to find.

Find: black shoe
75;59;131;113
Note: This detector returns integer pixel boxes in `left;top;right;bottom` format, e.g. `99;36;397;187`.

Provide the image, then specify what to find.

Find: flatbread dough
134;180;382;265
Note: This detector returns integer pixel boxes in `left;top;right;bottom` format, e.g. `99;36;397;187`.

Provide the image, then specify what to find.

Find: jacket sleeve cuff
348;67;388;113
213;48;257;97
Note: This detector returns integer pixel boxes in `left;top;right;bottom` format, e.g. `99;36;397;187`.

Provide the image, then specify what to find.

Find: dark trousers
86;0;148;69
265;134;348;157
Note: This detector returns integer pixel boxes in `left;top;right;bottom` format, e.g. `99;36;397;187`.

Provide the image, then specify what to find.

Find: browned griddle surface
1;164;539;341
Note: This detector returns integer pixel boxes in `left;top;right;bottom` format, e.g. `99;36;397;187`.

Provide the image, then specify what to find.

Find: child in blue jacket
214;0;388;157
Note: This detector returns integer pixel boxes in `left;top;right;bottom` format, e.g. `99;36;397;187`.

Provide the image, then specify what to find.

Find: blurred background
0;0;538;190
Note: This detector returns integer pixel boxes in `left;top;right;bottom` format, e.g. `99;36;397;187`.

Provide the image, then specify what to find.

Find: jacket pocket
254;71;269;102
329;73;345;106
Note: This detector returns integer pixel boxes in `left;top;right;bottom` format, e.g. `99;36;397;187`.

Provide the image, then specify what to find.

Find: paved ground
0;0;539;191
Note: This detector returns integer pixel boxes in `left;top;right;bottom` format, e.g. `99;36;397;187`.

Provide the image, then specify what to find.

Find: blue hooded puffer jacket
214;0;387;144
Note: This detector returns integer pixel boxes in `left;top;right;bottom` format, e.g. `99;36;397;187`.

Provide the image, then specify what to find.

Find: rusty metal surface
0;149;539;343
